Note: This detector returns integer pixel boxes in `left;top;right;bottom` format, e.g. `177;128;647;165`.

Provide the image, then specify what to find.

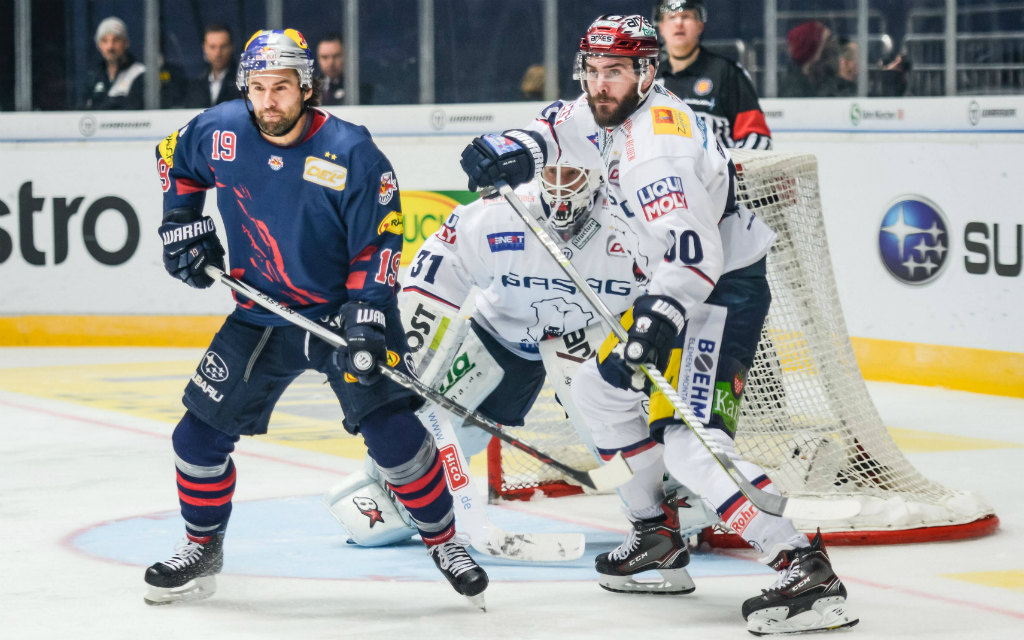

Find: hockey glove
460;129;545;193
596;295;686;394
331;301;388;385
158;208;225;289
624;294;687;370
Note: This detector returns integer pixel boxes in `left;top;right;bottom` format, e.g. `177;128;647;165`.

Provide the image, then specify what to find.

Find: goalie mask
236;28;315;92
538;164;603;241
574;15;660;100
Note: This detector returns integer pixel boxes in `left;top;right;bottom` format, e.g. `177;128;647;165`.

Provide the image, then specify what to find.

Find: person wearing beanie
80;16;146;109
779;20;841;97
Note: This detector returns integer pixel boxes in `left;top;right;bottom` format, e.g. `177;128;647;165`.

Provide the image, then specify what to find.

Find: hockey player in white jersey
459;14;857;636
326;162;657;547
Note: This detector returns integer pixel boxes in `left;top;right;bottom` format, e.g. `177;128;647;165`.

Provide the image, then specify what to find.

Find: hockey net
487;149;998;545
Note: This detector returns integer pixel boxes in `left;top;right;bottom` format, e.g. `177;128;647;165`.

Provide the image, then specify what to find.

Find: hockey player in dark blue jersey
144;28;487;608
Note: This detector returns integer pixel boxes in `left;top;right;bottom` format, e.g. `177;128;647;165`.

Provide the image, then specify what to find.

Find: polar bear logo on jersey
527;298;594;341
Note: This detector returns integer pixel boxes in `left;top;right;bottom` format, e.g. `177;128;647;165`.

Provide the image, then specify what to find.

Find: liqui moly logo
439;444;470;490
637;177;687;221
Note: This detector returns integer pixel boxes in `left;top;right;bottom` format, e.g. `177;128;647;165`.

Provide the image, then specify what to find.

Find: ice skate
594;499;694;595
742;531;858;635
428;536;489;610
144;533;224;605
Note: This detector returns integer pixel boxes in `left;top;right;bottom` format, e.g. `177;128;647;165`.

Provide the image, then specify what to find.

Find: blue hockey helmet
236;28;315;92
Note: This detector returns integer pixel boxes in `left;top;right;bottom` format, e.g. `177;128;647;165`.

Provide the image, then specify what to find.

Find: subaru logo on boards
878;197;950;285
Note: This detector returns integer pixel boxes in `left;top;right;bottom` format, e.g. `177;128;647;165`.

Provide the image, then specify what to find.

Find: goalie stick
418;403;585;561
494;181;860;523
203;266;629;492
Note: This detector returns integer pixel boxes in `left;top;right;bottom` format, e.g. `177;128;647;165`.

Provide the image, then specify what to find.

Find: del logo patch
303;157;347;191
650;107;692;138
487;231;525;252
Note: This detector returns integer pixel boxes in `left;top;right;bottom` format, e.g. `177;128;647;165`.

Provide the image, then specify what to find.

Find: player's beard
587;89;641;128
256;102;304;137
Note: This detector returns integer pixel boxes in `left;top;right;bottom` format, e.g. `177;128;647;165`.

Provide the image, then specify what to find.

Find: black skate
595;499;695;595
144;533;224;605
742;530;858;635
428;537;489;610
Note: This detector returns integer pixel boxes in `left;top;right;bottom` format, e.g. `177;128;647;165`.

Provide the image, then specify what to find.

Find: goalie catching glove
460;129;546;193
331;301;388;385
158;208;225;289
600;294;686;392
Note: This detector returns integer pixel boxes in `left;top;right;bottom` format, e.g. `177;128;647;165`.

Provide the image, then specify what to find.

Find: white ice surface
1;348;1022;639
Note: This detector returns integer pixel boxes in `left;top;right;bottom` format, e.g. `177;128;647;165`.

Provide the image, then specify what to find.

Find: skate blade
143;575;217;606
598;568;696;595
465;592;486;612
746;596;859;635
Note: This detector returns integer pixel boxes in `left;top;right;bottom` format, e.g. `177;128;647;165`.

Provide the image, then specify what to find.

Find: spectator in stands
778;20;841;98
653;0;771;149
316;33;374;105
184;24;242;108
825;36;909;98
80;16;145;110
833;37;858;97
519;64;545;100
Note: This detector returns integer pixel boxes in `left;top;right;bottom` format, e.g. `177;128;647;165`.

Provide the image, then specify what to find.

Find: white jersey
526;86;776;318
402;181;643;358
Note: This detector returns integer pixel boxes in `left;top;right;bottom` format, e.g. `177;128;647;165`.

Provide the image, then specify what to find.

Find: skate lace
432;540;477;578
162;538;206;571
766;554;806;592
608;525;642;562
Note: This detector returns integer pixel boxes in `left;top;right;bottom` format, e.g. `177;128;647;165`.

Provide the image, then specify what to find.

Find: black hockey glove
460;129;545;193
331;301;388;385
624;294;687;370
158;208;225;289
596;295;687;394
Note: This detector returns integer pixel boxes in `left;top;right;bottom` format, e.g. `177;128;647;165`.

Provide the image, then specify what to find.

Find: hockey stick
495;181;860;522
418;403;585;562
202;266;631;493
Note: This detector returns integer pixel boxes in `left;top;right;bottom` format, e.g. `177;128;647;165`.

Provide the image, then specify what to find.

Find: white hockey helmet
538;163;603;240
236;28;315;91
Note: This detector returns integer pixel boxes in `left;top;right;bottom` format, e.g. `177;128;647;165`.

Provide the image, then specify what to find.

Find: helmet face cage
236;28;315;92
574;15;660;98
654;1;708;24
538;164;602;237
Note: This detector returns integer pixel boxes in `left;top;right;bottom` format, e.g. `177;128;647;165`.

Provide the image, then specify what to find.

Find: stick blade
585;452;633;492
474;528;586;563
781;496;862;521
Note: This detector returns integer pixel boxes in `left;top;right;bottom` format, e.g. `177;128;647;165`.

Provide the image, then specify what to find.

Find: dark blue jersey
156;100;404;325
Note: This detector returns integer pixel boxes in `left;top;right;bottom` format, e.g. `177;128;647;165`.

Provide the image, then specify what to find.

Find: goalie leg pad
439;319;545;457
399;289;462;379
324;470;417;547
454;319;546;427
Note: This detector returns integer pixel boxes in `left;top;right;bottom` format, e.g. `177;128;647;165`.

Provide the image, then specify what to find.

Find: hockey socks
360;408;456;544
172;412;238;537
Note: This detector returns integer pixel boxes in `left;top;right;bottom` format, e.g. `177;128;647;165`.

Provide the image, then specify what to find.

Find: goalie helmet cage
486;149;998;546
